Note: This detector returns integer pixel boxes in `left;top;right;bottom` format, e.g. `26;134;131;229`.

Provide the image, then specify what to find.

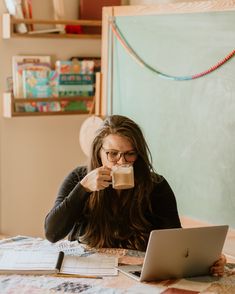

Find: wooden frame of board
101;0;235;115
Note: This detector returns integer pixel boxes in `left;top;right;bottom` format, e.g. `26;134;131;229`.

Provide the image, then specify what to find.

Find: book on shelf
59;73;95;85
52;0;66;33
24;101;61;113
61;100;91;112
12;55;51;98
55;59;95;75
70;57;101;73
54;59;96;99
22;70;58;98
22;69;61;112
0;250;118;276
58;85;94;97
22;0;33;31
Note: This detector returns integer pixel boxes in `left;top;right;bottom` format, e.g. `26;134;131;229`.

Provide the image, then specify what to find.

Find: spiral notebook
0;250;118;276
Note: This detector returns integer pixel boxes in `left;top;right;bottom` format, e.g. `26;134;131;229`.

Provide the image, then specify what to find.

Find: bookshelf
3;73;102;118
3;93;95;117
2;12;102;118
2;14;102;39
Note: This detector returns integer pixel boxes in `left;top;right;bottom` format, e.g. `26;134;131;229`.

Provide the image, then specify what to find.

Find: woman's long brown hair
79;115;159;251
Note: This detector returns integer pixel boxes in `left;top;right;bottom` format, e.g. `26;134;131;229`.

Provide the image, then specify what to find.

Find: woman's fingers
97;167;112;187
81;166;112;192
210;266;224;276
210;254;227;276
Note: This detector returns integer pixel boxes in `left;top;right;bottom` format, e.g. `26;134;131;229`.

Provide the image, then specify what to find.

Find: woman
44;115;226;276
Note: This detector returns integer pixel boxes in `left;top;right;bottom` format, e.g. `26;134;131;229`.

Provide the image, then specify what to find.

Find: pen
52;273;103;279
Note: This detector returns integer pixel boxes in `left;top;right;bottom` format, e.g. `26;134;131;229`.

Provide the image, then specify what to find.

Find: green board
110;11;235;228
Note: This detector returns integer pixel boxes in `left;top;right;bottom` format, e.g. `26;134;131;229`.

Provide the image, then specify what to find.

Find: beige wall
0;1;101;237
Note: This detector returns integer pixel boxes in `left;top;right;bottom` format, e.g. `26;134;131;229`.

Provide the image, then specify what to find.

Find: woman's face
100;134;137;168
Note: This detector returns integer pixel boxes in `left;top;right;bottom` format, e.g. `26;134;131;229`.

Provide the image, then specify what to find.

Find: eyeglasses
102;147;138;163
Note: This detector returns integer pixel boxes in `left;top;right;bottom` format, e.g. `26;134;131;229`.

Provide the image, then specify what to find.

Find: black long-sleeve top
45;166;181;245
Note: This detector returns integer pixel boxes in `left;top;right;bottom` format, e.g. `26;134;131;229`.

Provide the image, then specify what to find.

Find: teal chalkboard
102;3;235;228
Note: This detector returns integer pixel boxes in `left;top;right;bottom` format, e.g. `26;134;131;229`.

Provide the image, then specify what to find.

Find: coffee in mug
112;164;134;189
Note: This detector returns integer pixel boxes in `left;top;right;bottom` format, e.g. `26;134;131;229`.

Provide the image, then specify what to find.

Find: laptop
118;225;228;282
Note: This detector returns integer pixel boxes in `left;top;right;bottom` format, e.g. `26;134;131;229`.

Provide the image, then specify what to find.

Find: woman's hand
80;166;112;192
210;254;227;277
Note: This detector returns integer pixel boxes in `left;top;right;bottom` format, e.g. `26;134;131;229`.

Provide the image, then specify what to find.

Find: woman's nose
117;154;127;164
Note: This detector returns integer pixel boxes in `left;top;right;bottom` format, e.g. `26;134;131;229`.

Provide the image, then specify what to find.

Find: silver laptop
118;225;228;282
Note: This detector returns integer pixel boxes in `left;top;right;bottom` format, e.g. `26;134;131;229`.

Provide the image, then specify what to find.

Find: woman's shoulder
151;173;174;194
64;166;87;183
72;165;87;176
152;173;166;185
72;166;87;178
58;166;87;193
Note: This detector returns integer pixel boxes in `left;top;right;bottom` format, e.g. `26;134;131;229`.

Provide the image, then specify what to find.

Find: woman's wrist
80;178;92;193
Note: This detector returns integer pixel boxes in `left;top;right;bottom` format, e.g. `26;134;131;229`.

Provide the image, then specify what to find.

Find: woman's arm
44;167;91;243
